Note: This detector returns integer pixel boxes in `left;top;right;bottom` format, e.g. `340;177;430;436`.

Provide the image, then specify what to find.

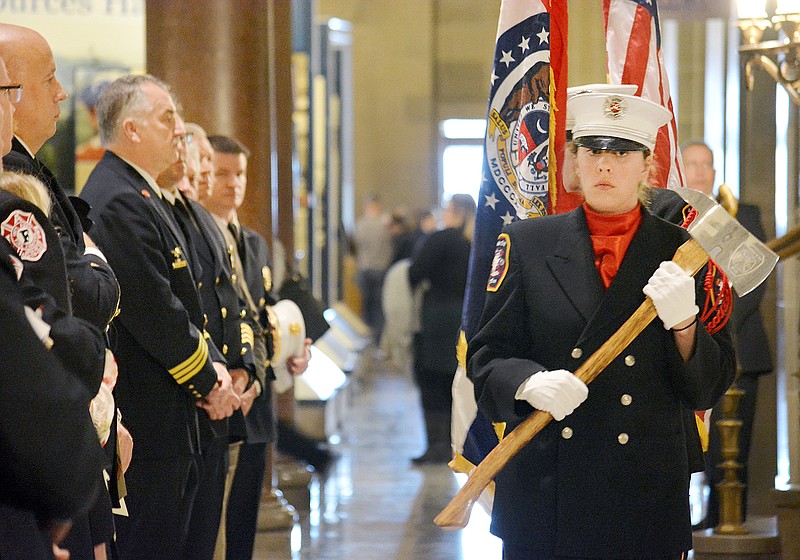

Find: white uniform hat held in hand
267;299;306;393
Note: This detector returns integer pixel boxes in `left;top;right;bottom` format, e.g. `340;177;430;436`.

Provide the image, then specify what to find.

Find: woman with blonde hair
468;93;735;559
0;170;52;215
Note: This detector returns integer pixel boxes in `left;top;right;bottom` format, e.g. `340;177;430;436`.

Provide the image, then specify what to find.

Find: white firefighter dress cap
268;299;306;393
566;84;638;131
570;92;672;152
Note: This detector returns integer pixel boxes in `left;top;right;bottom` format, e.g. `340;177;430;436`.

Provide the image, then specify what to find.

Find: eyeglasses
173;132;194;148
0;84;22;104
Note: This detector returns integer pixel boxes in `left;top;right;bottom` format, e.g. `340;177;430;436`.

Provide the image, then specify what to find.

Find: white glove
642;261;699;330
515;369;588;421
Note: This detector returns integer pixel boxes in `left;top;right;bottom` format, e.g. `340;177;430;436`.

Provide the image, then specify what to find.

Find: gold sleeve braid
241;322;255;347
170;337;210;384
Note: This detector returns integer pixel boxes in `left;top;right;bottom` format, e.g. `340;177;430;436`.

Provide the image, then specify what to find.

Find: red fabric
549;0;582;214
603;0;685;190
583;203;642;288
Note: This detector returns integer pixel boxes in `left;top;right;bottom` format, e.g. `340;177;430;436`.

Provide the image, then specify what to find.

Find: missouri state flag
450;0;574;509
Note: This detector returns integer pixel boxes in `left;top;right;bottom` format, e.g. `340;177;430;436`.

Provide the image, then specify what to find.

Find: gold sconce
739;0;800;105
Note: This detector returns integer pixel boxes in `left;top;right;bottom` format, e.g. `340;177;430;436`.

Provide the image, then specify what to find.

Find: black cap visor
573;135;648;152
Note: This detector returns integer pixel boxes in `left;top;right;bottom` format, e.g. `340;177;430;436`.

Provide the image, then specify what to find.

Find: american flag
450;0;573;508
603;0;685;190
605;0;730;452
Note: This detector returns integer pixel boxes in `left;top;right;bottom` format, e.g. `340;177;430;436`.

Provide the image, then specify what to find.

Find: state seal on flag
485;42;551;219
1;210;47;262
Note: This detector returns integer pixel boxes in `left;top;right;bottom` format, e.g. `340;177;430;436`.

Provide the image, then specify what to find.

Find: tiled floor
254;355;502;559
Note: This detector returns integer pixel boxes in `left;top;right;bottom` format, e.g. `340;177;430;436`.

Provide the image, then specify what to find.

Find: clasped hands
201;339;313;419
198;362;241;420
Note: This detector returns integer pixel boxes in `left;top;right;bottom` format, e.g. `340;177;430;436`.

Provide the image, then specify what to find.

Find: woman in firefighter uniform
467;93;736;560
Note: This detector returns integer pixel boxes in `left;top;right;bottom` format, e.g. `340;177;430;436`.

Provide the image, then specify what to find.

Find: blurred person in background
354;194;391;349
408;194;475;464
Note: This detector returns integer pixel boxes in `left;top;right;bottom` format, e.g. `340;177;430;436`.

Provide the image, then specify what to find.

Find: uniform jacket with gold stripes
467;205;735;558
81;151;222;459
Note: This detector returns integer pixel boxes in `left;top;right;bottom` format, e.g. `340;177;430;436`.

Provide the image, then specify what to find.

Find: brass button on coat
620;394;633;406
221;307;228;319
561;427;573;439
617;433;629;445
240;309;247;319
222;344;229;354
571;348;583;359
624;355;635;366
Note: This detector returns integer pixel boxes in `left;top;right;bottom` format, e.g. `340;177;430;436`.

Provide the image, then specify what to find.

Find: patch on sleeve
1;210;47;262
487;233;510;292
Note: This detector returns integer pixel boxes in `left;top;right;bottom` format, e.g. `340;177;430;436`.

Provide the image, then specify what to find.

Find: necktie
228;223;247;266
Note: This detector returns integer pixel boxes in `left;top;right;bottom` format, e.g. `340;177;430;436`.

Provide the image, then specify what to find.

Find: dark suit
704;201;772;527
0;237;105;560
226;223;277;560
3;137;119;330
467;206;735;558
171;194;255;560
81;151;223;559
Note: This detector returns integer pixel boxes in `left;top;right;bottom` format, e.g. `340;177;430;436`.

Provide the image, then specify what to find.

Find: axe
434;188;778;530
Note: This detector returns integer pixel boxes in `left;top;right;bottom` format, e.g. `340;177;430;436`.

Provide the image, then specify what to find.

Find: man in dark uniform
80;74;240;559
682;140;773;528
156;117;257;560
204;134;311;560
0;55;105;560
0;24;119;332
0;29;121;556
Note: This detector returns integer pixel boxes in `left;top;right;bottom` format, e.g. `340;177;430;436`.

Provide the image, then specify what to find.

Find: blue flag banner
450;0;573;507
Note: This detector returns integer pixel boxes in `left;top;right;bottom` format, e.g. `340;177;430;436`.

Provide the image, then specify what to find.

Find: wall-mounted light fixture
739;0;800;105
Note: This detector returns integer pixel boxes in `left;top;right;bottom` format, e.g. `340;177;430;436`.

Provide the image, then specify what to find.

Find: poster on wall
0;1;146;192
659;0;730;20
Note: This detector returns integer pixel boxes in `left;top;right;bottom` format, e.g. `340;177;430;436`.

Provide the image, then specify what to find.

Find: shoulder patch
487;233;510;292
1;210;47;262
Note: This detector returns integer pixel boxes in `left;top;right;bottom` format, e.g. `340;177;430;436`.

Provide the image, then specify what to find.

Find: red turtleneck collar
582;202;642;289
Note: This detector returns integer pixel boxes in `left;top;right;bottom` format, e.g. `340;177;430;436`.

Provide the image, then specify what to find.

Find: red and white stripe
603;0;685;190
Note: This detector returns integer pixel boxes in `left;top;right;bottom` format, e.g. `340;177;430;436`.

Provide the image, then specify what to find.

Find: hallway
254;354;502;559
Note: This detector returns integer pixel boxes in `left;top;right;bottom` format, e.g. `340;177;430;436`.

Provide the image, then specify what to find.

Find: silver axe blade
671;187;778;296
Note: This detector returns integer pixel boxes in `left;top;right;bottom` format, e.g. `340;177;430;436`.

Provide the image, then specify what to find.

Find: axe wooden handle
767;223;800;254
434;238;709;530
